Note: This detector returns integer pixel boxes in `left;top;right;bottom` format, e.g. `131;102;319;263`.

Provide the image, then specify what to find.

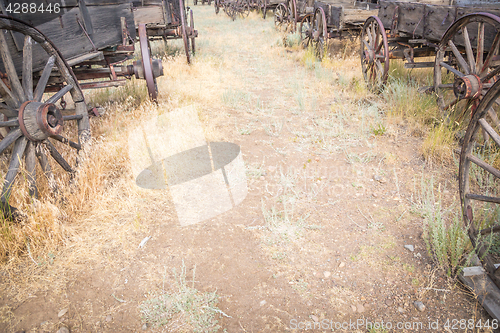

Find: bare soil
0;6;494;333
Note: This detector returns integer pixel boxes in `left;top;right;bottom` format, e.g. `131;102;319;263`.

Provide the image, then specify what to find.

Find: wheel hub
364;49;375;64
18;101;64;141
453;74;483;100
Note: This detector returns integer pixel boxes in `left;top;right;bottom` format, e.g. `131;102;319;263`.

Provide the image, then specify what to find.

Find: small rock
414;301;425;312
373;175;382;181
267;166;276;173
404;245;414;252
106;315;112;322
260;300;267;306
351;305;356;312
339;262;345;268
356;303;365;313
415;252;422;258
323;271;331;278
333;275;341;280
57;327;69;333
398;307;404;313
142;323;148;331
385;299;393;306
259;176;265;180
310;315;319;322
315;157;320;162
372;193;378;198
58;308;68;318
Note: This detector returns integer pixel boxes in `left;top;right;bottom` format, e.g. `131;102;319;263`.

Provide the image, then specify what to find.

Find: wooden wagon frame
0;0;165;217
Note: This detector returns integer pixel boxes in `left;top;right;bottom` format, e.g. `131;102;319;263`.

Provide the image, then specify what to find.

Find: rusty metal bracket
390;5;399;36
76;17;97;51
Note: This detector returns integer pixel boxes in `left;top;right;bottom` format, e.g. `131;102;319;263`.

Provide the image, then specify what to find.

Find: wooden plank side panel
87;3;136;49
397;2;425;37
329;5;344;29
134;5;165;26
423;4;455;42
378;0;399;30
343;8;377;24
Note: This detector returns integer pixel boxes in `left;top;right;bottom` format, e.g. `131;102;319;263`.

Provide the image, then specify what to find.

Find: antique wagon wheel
434;13;500;123
459;78;500;288
299;14;313;48
360;16;389;92
262;0;268;19
0;16;90;218
190;9;196;55
312;7;327;59
138;24;158;101
286;0;297;32
274;3;288;30
241;0;250;18
179;0;192;64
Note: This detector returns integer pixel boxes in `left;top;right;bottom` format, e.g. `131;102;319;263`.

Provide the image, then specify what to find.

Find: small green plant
371;123;386;136
413;176;471;276
140;262;229;332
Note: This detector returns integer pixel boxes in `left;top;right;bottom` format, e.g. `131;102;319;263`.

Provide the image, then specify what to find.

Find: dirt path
0;5;493;333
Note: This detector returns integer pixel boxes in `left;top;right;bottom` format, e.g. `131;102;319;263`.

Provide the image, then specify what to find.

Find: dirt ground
0;5;496;333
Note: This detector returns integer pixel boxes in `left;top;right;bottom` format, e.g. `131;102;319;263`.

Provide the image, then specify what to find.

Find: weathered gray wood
0;129;22;155
459;272;500;321
25;141;38;198
46;84;72;104
397;2;425;36
466;193;500;204
0;136;27;202
36;148;57;193
22;36;33;101
45;139;74;173
0;28;25;103
51;134;81;150
67;51;103;67
467;153;500;179
0;103;17;118
378;1;399;31
423;4;455;41
33;55;55;102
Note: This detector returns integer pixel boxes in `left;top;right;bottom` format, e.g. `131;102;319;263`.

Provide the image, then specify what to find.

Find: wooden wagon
133;0;197;64
0;0;164;217
275;0;377;58
361;0;500;294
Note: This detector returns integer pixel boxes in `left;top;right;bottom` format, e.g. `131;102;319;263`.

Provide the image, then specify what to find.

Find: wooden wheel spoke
0;78;20;109
22;36;33;101
478;118;500;147
33;55;56;102
375;40;383;53
448;40;470;74
63;114;83;121
366;24;373;45
0;102;18;118
51;134;81;150
481;32;500;75
0;136;28;203
0;129;22;155
465;193;500;204
476;22;484;73
462;26;476;74
467;153;500;179
45;140;75;173
46;85;73;104
36;148;57;193
0;119;19;127
0;29;25;104
480;225;500;236
25;141;38;198
440;61;464;78
438;83;454;89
